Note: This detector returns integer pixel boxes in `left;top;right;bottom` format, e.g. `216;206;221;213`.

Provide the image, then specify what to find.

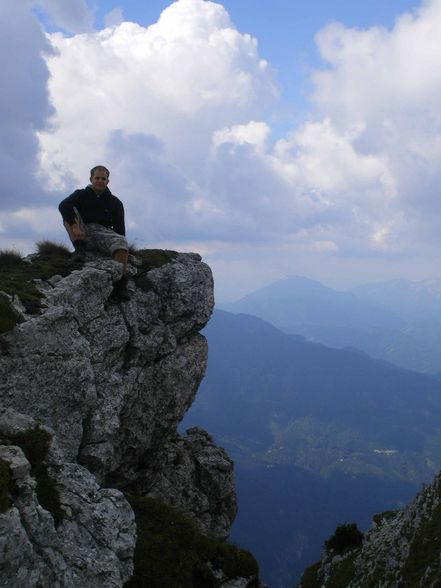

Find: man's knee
113;248;128;265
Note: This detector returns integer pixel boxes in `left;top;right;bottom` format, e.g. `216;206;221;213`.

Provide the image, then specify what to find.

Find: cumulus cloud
311;0;441;243
38;0;276;191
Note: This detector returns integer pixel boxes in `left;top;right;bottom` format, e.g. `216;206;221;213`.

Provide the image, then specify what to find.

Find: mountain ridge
222;275;441;373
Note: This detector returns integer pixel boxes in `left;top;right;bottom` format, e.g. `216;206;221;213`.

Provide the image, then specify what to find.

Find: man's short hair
90;165;110;179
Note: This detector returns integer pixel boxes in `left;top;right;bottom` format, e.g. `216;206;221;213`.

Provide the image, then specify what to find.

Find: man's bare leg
113;248;128;274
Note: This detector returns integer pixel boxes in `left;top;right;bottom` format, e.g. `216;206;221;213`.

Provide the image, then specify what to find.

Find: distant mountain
223;276;441;373
291;321;441;374
183;310;441;586
224;275;403;331
352;278;441;321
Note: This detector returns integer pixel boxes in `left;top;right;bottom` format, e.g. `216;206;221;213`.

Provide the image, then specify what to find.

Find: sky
2;0;441;302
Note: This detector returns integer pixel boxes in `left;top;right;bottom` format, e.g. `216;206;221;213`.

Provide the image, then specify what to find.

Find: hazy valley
183;277;441;586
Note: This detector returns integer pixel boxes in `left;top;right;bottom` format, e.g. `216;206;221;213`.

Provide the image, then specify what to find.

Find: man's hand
71;222;85;240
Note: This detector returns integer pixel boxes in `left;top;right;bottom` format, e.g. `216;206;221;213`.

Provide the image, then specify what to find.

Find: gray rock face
131;426;237;539
0;409;135;588
0;254;213;479
0;251;240;585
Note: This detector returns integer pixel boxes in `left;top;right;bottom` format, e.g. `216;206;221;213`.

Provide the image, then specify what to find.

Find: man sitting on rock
58;165;130;299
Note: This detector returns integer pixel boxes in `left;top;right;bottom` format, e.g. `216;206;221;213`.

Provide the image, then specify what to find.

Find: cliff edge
0;247;259;587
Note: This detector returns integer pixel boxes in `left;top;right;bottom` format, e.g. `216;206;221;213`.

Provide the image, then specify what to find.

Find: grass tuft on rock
0;249;23;266
134;249;179;292
299;561;321;588
125;495;259;588
136;249;178;269
325;523;363;555
372;509;400;527
2;426;63;525
0;243;84;333
36;240;71;257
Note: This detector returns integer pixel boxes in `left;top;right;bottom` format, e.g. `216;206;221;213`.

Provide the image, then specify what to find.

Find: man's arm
59;190;83;225
59;191;85;240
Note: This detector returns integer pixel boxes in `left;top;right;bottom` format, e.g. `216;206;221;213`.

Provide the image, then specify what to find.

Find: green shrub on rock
36;240;71;257
325;523;363;555
0;249;23;266
125;495;259;588
1;426;62;525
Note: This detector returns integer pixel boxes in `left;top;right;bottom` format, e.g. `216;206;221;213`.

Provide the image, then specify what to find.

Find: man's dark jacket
58;186;126;236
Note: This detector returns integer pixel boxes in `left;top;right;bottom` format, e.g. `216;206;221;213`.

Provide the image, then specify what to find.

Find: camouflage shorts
72;207;128;255
83;223;128;256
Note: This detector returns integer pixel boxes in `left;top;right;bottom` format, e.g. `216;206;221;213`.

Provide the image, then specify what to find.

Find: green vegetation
372;509;400;526
134;249;178;292
267;416;434;484
0;242;83;333
0;458;16;513
402;479;441;585
326;551;358;588
135;249;178;269
299;561;321;588
0;249;23;265
325;523;363;555
299;551;360;588
36;240;71;256
1;426;62;525
125;495;259;588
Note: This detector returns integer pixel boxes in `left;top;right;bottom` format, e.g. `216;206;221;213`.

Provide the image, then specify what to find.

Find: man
59;165;130;299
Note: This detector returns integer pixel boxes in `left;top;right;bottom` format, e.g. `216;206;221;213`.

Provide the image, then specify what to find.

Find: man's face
90;170;109;193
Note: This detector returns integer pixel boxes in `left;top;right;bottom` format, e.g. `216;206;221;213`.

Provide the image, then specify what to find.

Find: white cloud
212;121;270;152
38;0;277;192
311;0;441;231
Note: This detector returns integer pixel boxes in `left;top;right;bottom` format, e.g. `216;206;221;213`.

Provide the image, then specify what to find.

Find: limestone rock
0;253;213;484
130;426;237;540
0;408;135;588
0;250;251;586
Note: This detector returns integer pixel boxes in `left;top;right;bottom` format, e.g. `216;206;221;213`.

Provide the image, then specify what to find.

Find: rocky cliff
0;247;259;587
299;471;441;587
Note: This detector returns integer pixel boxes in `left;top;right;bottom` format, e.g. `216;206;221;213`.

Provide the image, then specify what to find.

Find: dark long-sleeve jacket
58;186;126;236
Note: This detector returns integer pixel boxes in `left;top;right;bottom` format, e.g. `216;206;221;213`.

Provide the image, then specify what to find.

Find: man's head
90;165;110;193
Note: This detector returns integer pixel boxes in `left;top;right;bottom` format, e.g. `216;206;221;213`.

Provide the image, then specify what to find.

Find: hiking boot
113;275;131;301
72;240;86;262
